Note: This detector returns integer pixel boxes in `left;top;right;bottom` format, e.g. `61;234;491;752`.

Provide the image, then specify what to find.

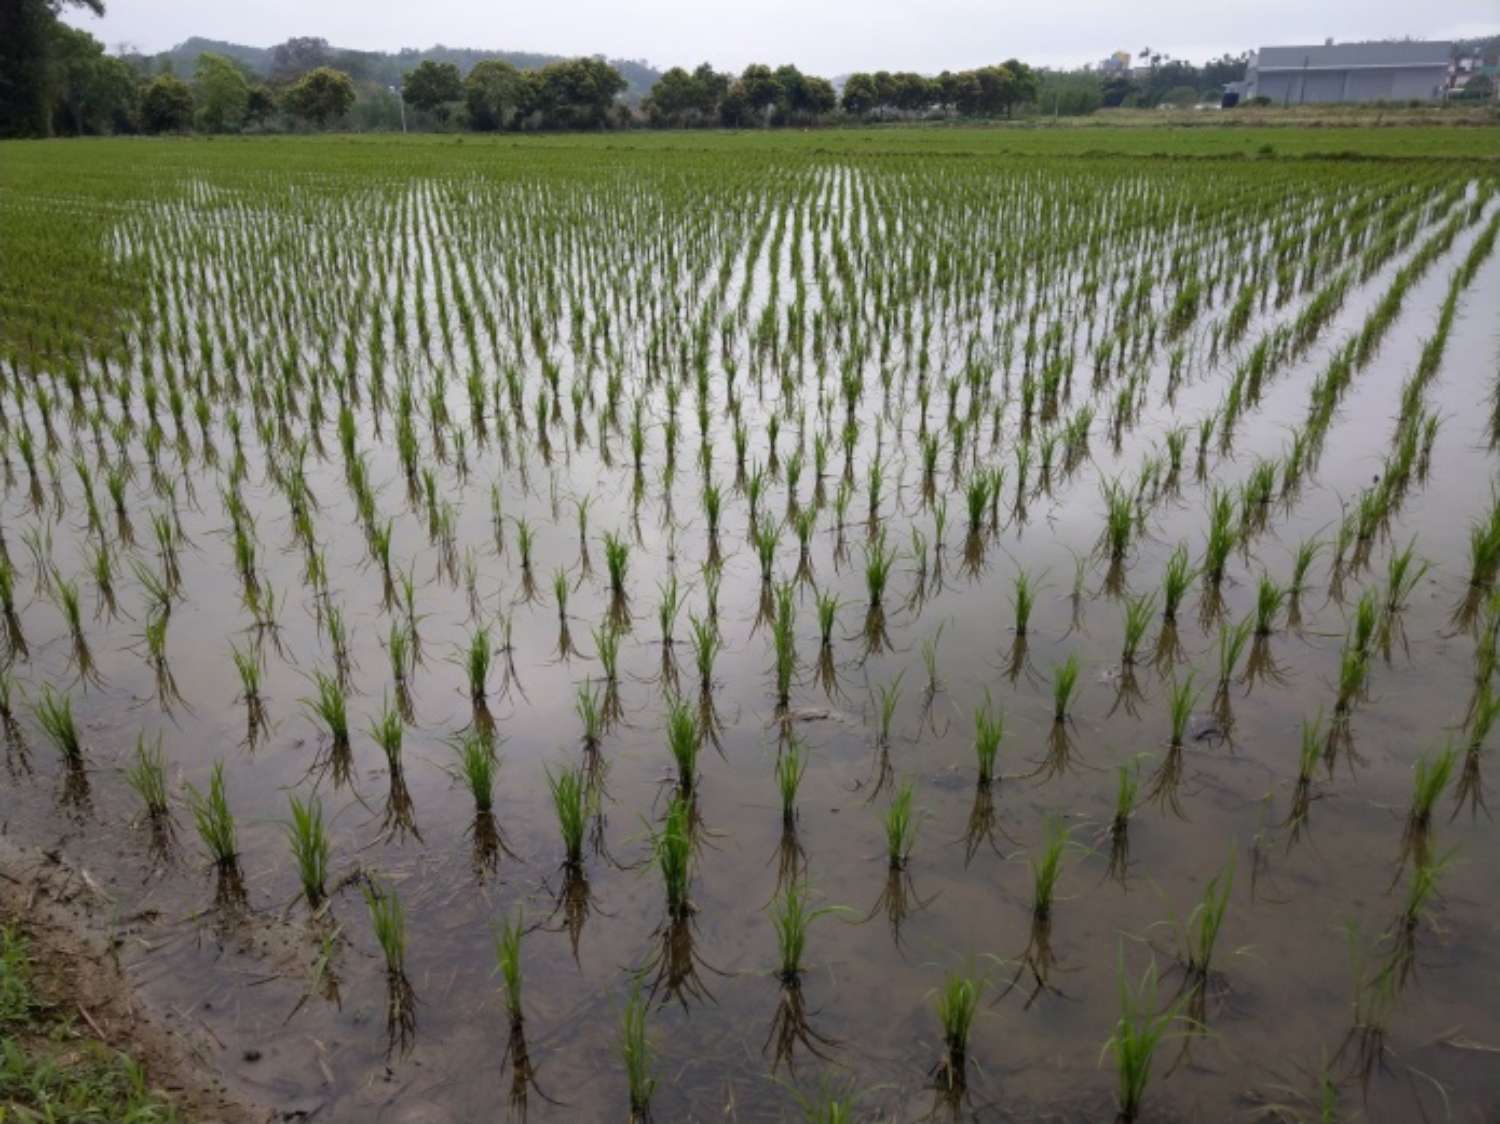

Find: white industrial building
1244;40;1452;104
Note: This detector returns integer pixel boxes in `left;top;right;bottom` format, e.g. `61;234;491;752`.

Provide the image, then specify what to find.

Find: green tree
1456;73;1494;101
644;66;699;125
284;66;355;129
1101;75;1136;107
527;57;626;129
1035;70;1103;116
799;75;837;117
193;52;250;133
141;73;193;133
465;59;523;130
935;71;965;111
892;72;935;112
841;72;878;115
246;84;276;127
46;23;133;135
739;64;781;119
0;0;105;137
402;59;462;124
689;63;729;116
997;58;1039;116
719;82;751;126
269;37;330;82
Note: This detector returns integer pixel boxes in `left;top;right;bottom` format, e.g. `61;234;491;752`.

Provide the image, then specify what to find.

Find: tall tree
141;73;193;133
739;64;781;118
402;60;462;124
270;37;330;82
841;72;878;116
0;0;105;137
194;52;250;133
284;67;355;129
465;60;523;130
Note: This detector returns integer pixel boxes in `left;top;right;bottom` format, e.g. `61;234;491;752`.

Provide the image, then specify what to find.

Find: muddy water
2;160;1499;1124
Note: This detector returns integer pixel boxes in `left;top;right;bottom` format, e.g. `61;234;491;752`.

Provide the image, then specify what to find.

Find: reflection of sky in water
2;153;1498;1121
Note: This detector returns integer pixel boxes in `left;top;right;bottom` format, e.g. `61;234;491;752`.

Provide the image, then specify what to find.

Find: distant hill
152;37;662;102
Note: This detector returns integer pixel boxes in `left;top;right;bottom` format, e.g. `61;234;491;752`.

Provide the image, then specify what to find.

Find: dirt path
0;834;271;1124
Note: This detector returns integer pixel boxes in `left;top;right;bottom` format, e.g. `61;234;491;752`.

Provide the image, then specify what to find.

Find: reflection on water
0;145;1497;1121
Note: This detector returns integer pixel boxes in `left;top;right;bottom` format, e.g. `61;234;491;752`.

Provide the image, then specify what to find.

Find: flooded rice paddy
1;137;1499;1121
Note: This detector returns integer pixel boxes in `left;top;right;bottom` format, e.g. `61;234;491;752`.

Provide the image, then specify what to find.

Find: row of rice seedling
0;135;1495;1118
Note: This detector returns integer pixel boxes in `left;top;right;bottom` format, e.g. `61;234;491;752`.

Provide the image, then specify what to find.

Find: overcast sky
64;0;1499;74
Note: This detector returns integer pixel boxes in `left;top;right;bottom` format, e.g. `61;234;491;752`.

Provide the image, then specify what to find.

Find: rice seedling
1254;574;1286;636
964;473;991;536
771;581;797;710
465;626;493;705
52;573;93;678
1101;477;1133;561
653;793;694;917
124;732;169;822
285;793;330;908
665;699;700;792
776;736;807;826
1203;487;1236;584
32;686;82;767
1334;640;1369;718
1400;742;1457;868
1352;588;1380;656
1467;500;1500;590
874;673;902;746
1286;711;1326;839
184;760;237;872
1389;848;1455;985
1052;653;1080;722
456;729;496;813
931;968;984;1094
1216;616;1253;689
815;590;839;647
1107;762;1140;882
1011;568;1037;636
1102;947;1187;1122
1290;538;1323;596
1160;544;1195;622
863;529;896;608
1180;857;1234;980
363;876;416;1052
549;765;588;868
1167;674;1199;748
1121;592;1156;665
884;780;917;870
973;693;1004;785
768;878;838;984
620;979;656;1122
655;574;681;648
1385;537;1429;614
1455;680;1499;815
304;670;349;753
1030;815;1071;921
230;640;266;735
495;907;525;1020
603;531;630;599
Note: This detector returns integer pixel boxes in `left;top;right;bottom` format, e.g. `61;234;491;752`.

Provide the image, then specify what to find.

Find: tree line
2;1;1287;139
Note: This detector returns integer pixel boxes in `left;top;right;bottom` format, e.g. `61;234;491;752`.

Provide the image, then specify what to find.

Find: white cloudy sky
65;0;1499;72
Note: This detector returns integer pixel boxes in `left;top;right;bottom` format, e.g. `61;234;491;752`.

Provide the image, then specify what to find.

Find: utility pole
391;86;407;133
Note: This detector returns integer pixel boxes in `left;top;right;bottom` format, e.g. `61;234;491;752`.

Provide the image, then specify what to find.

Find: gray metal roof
1255;41;1452;71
